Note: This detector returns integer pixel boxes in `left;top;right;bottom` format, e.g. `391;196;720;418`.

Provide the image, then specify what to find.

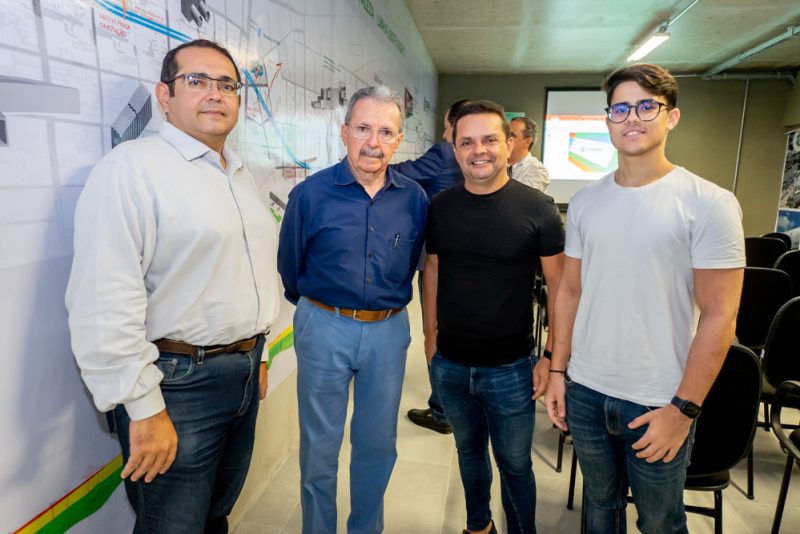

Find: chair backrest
774;249;800;298
687;344;761;476
762;232;793;250
745;236;788;268
736;267;792;349
770;380;800;461
763;296;800;388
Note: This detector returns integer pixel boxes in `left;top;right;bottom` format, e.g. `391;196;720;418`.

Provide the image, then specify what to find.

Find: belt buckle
351;309;359;320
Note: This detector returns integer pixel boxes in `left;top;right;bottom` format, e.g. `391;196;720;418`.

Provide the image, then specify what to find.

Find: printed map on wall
0;0;436;531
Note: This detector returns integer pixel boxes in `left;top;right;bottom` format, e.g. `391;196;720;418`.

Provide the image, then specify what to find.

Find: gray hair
511;116;538;152
344;86;404;132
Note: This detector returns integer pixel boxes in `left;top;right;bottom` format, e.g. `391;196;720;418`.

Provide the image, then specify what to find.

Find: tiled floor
235;294;800;533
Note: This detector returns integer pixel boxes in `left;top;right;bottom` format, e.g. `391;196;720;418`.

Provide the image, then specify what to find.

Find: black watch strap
670;395;701;419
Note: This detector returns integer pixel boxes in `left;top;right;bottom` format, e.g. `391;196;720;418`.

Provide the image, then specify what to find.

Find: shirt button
369;226;375;232
368;251;373;258
367;277;373;284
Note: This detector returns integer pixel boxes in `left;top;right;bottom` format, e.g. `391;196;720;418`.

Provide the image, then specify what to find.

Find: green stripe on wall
38;465;123;534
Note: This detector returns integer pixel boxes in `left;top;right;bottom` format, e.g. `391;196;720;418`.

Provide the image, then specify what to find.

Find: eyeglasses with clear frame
164;73;243;96
346;124;400;144
605;99;672;123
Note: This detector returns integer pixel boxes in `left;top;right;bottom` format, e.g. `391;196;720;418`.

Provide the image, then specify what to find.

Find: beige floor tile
234;522;284;534
241;454;301;527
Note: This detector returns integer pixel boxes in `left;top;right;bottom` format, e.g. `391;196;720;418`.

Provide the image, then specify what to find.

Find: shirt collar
334;159;405;189
158;122;243;172
512;152;534;169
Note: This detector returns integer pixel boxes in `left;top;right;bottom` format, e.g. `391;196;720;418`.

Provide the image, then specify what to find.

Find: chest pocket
385;237;416;283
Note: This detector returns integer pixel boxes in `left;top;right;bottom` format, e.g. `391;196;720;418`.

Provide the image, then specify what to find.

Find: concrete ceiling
404;0;800;76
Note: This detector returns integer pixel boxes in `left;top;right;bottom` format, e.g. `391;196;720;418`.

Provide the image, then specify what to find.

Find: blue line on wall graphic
94;0;310;170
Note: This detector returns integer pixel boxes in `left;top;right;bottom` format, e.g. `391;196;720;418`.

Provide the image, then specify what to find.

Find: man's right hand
545;375;568;431
121;409;178;483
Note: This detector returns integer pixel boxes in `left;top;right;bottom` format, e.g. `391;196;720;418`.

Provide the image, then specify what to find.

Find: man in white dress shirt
508;116;551;193
66;39;279;533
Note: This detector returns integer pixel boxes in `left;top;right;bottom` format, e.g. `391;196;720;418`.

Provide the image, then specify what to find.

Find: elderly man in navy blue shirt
278;86;427;534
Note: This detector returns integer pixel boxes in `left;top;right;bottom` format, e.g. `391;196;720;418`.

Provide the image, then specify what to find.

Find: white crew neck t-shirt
564;167;745;406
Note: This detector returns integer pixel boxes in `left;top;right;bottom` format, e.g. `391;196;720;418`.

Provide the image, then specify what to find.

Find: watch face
672;396;702;419
684;401;702;418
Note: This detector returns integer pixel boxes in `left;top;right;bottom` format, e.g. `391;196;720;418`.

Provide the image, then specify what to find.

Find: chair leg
580;480;586;534
714;489;723;534
763;400;771;431
771;455;795;534
747;445;755;499
556;430;565;473
567;446;578;510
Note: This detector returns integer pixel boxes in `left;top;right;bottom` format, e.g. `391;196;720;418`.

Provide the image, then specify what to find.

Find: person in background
508;116;550;193
392;98;471;435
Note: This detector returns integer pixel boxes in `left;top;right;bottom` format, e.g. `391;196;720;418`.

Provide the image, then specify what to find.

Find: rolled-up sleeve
65;159;165;421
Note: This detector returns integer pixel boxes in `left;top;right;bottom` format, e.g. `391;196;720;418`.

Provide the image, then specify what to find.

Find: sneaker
407;408;452;434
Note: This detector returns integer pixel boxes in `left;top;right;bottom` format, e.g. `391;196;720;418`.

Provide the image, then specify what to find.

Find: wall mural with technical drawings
0;0;436;531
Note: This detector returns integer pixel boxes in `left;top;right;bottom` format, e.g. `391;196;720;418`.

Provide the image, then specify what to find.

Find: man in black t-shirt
423;101;564;534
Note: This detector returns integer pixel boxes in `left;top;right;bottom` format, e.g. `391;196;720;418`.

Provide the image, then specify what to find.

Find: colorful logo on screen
568;132;618;173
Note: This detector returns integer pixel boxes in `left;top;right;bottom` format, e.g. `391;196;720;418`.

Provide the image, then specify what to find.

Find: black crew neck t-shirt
426;179;564;366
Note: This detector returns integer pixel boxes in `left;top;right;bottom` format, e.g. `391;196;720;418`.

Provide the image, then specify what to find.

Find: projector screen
542;89;618;204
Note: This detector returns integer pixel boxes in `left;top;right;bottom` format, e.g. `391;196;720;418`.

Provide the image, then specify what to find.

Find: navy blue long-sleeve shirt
391;141;464;199
277;159;428;310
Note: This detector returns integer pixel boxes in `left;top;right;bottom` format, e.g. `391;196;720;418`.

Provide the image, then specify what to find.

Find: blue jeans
565;380;695;534
112;336;264;534
417;271;446;421
294;297;411;534
431;353;537;534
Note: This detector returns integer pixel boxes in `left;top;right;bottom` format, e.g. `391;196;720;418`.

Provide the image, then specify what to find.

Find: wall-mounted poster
777;128;800;247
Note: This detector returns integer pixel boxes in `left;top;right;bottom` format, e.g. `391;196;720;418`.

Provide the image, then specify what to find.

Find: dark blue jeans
566;380;695;534
431;353;537;534
112;337;263;534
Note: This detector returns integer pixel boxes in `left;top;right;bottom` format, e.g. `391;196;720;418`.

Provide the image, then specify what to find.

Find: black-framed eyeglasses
163;73;243;96
605;99;672;123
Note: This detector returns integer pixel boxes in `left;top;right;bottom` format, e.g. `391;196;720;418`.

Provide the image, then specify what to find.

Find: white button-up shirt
510;153;551;193
66;123;280;421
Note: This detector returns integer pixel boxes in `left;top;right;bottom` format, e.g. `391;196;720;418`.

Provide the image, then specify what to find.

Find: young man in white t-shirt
544;64;745;533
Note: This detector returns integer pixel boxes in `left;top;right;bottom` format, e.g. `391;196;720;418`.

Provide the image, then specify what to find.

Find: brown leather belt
307;298;403;322
153;334;260;357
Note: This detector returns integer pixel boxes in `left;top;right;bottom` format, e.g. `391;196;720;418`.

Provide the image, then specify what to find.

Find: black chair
761;296;800;426
769;380;800;534
745;236;788;268
566;345;761;534
774;249;800;298
762;232;793;250
735;267;792;352
683;344;762;534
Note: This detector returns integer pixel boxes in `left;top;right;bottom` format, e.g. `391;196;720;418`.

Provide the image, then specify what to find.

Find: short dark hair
446;99;472;127
603;63;678;108
510;116;538;152
160;39;241;96
452;100;510;143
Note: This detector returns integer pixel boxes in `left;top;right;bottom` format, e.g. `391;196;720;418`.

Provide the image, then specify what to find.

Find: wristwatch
670;396;702;419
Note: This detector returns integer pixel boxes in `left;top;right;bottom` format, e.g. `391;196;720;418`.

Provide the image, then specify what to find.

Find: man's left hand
259;362;268;400
532;356;550;400
629;404;692;463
